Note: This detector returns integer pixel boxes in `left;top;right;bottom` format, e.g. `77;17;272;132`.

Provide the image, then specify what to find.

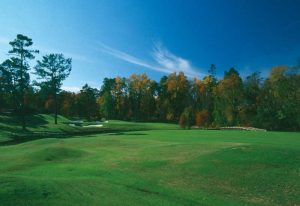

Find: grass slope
0;123;299;205
0;114;178;143
0;114;71;134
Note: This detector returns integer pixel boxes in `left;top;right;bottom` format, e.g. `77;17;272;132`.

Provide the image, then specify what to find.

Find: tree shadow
0;128;149;146
0;114;49;129
25;114;49;128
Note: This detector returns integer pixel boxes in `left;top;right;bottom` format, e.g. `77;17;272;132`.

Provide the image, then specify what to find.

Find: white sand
83;124;103;128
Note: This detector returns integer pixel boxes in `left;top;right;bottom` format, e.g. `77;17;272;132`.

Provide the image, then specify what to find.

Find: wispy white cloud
97;42;204;78
97;42;156;70
152;42;202;77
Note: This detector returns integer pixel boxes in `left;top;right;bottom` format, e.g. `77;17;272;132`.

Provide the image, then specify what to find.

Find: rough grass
0;115;299;205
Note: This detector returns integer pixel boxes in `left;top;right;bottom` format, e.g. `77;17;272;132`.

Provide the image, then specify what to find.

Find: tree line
0;34;299;131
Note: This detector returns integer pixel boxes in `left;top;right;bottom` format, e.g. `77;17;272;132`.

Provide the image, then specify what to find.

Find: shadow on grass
0;114;50;136
0;114;49;128
0;128;149;146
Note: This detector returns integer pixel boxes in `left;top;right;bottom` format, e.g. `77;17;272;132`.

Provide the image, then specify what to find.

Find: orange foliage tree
195;110;209;127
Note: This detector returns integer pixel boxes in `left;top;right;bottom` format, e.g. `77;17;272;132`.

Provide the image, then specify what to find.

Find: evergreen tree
34;53;72;124
7;34;38;130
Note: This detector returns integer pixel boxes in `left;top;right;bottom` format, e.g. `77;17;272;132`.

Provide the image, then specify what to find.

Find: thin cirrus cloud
97;41;204;78
152;42;203;77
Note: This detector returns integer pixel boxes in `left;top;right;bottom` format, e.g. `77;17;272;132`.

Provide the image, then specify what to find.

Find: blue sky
0;0;300;92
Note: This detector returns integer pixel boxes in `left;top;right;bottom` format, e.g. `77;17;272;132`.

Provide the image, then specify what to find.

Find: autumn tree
128;74;156;121
34;53;72;124
166;72;190;121
179;113;186;128
191;78;205;112
195;110;209;127
179;106;193;129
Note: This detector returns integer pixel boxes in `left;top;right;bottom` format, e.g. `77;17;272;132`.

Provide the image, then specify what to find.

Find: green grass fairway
0;116;299;205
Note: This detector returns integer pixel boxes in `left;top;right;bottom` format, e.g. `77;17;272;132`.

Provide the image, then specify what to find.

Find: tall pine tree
8;34;38;130
34;53;72;124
